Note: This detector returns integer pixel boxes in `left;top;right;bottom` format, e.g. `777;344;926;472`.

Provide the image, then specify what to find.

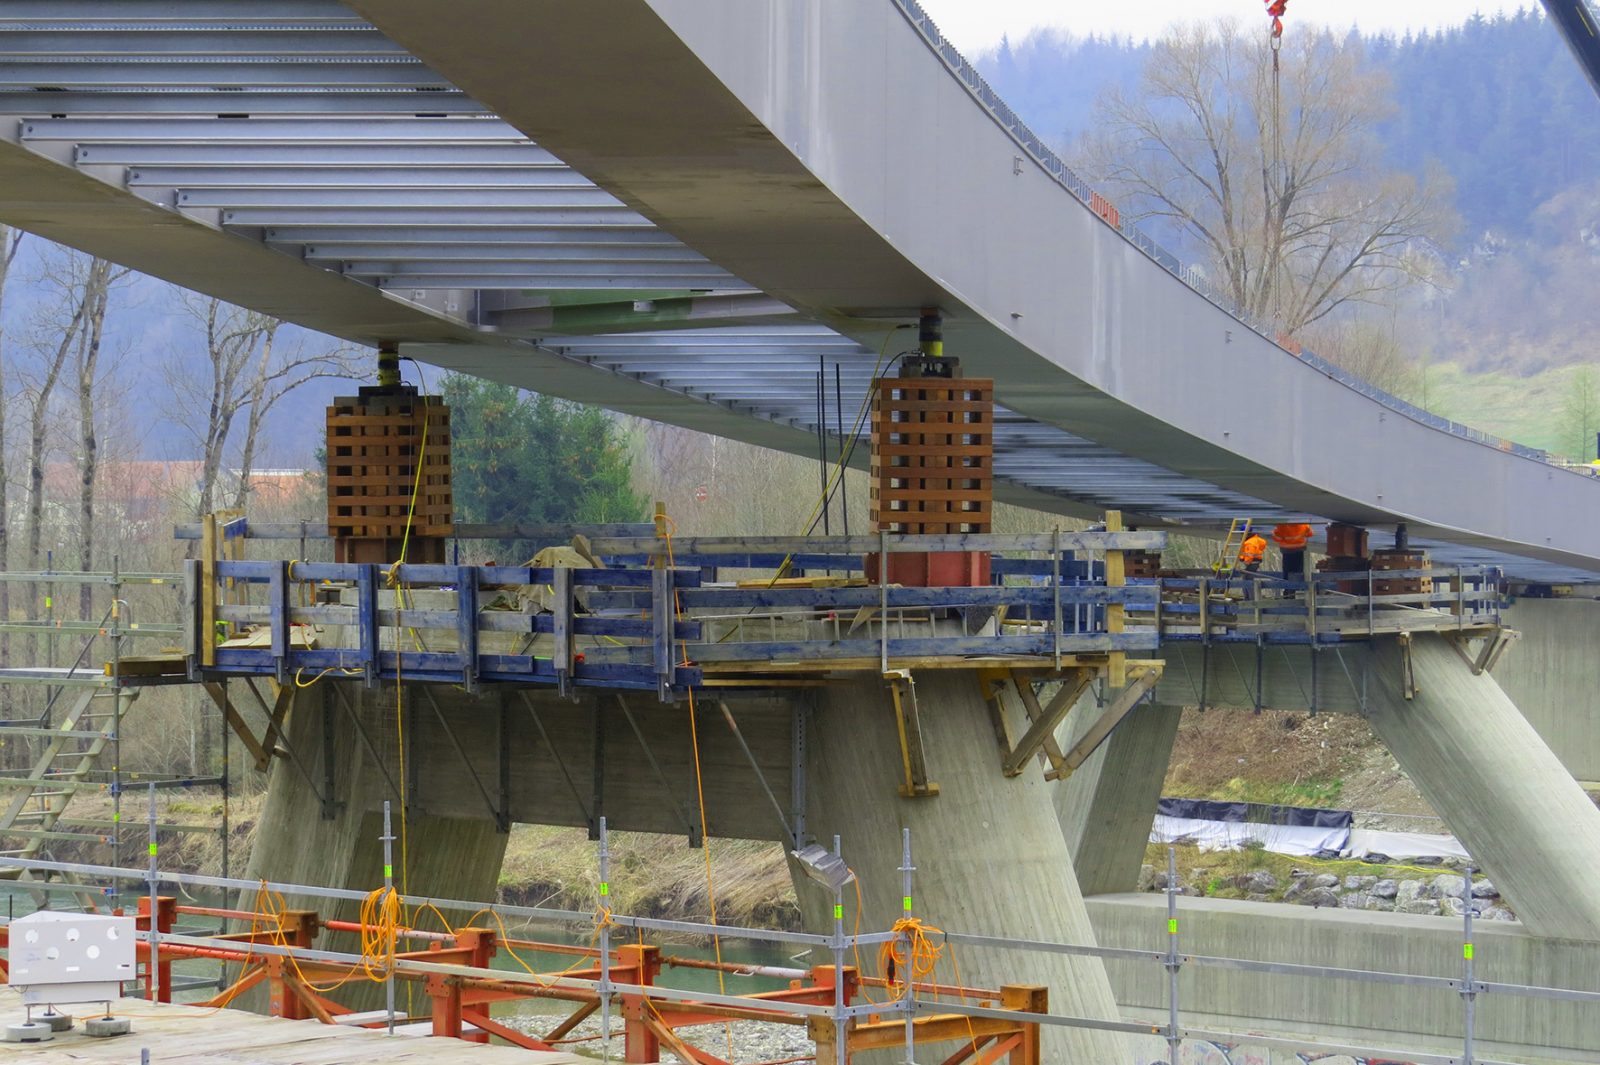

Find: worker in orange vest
1237;528;1267;574
1273;522;1314;583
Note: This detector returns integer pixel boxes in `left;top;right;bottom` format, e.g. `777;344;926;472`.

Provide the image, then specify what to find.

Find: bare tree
73;257;129;616
0;226;25;657
23;272;88;574
167;295;359;519
1299;318;1418;401
1086;20;1449;333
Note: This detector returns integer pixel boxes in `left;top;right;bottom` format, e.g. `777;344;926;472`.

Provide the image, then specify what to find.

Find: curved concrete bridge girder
354;0;1600;574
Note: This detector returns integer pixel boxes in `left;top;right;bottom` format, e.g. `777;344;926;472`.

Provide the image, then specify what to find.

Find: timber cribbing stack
326;389;452;564
870;375;994;535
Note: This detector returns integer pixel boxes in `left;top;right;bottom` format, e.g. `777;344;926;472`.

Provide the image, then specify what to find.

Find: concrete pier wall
793;671;1132;1062
245;682;509;908
1055;695;1182;896
1496;598;1600;784
1088;893;1600;1061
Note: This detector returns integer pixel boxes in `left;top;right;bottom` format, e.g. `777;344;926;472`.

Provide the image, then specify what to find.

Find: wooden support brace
1399;632;1418;700
1049;666;1161;782
998;668;1088;777
1002;671;1093;778
976;669;1018;757
202;681;271;773
887;670;939;797
1481;627;1520;674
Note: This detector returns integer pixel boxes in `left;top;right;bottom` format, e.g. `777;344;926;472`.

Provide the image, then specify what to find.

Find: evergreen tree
439;373;646;561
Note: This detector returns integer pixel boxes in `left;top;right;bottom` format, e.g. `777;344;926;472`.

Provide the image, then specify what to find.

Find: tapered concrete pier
1055;697;1182;896
1365;634;1600;941
793;672;1131;1061
245;682;509;927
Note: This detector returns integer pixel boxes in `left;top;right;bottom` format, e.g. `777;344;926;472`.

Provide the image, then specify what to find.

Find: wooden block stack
1370;549;1432;597
870;374;993;535
326;388;452;564
1317;522;1373;594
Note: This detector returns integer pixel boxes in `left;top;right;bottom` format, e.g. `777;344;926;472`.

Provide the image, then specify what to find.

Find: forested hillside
977;8;1600;392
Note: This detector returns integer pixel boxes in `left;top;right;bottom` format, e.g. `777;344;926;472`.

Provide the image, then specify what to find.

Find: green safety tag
44;597;52;609
148;843;157;857
903;895;912;913
1464;943;1474;960
834;903;844;920
112;813;120;823
599;882;609;897
384;865;393;879
1168;918;1178;935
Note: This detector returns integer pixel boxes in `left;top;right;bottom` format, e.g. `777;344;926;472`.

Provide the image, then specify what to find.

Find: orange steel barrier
1;898;1045;1065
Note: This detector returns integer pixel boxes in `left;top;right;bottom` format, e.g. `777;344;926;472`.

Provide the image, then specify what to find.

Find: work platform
157;520;1508;697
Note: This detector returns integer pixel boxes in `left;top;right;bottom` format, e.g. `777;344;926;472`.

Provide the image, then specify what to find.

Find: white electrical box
8;912;136;1007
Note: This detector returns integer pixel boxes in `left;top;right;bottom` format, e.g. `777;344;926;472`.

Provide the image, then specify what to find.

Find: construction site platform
0;986;580;1065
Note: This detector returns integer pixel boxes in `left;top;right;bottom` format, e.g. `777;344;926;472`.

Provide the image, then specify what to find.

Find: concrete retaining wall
1088;893;1600;1060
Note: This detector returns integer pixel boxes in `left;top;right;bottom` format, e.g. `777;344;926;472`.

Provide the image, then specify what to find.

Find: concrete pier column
245;683;508;948
1365;635;1600;941
1494;599;1600;784
1054;697;1182;896
793;672;1131;1061
247;682;508;904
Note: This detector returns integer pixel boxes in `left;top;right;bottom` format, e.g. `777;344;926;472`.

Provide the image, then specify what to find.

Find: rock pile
1138;863;1516;920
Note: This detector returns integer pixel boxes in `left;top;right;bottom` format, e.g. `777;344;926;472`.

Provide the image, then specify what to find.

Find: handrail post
900;827;916;1065
1051;527;1062;670
1164;846;1182;1064
1461;863;1477;1065
598;816;613;1059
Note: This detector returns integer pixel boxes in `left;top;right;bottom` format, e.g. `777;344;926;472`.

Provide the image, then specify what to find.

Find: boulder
1395;880;1427;905
1299;887;1341;908
1371;879;1400;899
1241;871;1279;895
1471;879;1499;899
1398;898;1441;916
1306;873;1340;890
1429;874;1468;899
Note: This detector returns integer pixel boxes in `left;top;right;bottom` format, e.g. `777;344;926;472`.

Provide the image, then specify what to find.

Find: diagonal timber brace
885;670;939;798
1003;670;1093;778
1444;627;1521;676
203;681;271;773
1048;666;1162;782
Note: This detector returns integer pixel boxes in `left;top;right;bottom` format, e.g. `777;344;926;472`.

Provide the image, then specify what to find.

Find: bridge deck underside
0;3;1595;584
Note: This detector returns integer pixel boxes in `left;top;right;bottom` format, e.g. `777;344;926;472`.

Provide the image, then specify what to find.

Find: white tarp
1345;827;1470;862
1150;815;1349;857
1151;815;1474;862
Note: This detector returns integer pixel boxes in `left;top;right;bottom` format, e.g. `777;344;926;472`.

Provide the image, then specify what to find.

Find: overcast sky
917;1;1525;52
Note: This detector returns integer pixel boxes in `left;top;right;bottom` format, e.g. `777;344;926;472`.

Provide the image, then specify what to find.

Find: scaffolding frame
1;826;1594;1065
